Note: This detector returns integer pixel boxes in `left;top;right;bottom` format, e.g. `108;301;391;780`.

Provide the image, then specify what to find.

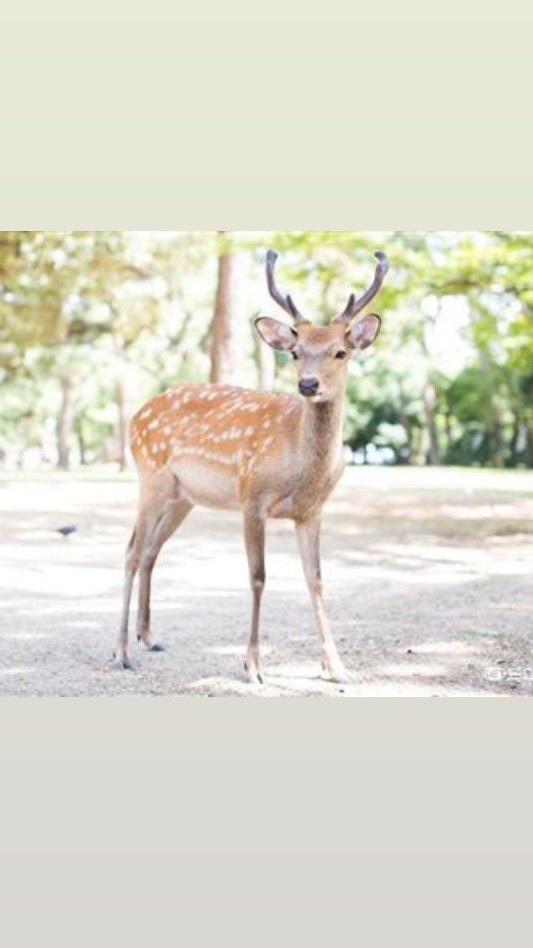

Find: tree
209;232;247;384
2;230;533;471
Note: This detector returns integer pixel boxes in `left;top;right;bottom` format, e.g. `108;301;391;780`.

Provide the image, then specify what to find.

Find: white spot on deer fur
244;426;254;437
263;419;271;429
163;425;171;435
139;408;152;420
263;435;274;447
148;419;159;430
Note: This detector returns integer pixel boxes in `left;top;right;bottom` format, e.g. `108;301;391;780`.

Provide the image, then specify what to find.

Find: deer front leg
295;515;351;683
243;508;266;684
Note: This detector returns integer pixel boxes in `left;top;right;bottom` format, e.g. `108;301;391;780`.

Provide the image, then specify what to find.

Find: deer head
255;249;389;402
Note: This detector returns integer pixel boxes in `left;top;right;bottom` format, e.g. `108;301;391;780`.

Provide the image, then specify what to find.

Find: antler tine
334;251;390;323
266;250;306;325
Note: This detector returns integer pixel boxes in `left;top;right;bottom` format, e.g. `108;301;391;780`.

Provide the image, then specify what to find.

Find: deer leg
295;515;351;683
115;500;163;669
243;509;266;684
136;496;193;651
115;526;140;669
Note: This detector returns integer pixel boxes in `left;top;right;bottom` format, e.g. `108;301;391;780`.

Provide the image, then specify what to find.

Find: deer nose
298;377;320;397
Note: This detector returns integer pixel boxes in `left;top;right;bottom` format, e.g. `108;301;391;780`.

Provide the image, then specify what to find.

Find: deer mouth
300;389;327;403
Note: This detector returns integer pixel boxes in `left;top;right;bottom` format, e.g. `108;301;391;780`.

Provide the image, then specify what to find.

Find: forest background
1;231;531;471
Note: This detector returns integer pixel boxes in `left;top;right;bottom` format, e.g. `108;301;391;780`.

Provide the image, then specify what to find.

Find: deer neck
299;395;345;471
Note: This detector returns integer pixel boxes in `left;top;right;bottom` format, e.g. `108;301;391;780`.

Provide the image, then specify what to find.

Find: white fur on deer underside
171;456;241;509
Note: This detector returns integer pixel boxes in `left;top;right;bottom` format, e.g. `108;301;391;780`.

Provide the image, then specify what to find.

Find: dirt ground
0;465;532;697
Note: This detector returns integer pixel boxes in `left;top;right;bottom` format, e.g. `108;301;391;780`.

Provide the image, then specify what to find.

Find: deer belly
170;456;241;510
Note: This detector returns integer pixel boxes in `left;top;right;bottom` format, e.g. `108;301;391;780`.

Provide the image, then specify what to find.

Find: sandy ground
0;466;532;697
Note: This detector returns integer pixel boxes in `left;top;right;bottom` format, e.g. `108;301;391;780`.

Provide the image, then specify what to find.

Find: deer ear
346;314;381;351
255;317;297;352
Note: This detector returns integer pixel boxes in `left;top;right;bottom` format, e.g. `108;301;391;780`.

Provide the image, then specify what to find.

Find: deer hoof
244;660;264;685
112;656;133;671
321;663;353;685
137;634;165;652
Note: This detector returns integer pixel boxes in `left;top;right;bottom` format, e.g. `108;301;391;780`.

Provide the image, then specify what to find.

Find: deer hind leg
295;515;351;683
243;508;266;684
115;487;169;669
136;493;193;652
115;525;141;668
115;477;192;669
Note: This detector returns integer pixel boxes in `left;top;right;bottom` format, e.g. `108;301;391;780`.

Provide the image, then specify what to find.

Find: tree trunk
478;347;503;466
76;418;87;466
444;407;453;458
423;378;440;465
525;419;533;468
508;411;521;467
57;374;74;470
209;235;246;384
420;302;441;466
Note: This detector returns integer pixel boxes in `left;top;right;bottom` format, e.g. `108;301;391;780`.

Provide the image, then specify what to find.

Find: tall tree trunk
423;378;440;465
57;374;74;470
76;418;87;466
398;388;412;460
444;406;453;459
420;301;441;466
525;419;533;468
209;234;246;384
508;410;521;467
478;347;503;466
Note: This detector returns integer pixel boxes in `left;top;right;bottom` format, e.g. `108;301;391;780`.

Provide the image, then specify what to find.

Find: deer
115;248;389;684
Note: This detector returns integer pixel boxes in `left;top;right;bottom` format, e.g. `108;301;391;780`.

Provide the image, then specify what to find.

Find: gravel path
1;466;532;697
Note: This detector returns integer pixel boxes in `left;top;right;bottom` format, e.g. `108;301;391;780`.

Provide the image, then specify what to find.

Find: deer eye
291;351;299;360
334;350;347;360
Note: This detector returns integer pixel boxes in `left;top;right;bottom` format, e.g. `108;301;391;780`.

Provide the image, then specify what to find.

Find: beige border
2;9;532;227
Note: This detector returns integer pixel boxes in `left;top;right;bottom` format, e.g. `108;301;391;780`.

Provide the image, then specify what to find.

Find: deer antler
333;251;390;323
266;250;307;325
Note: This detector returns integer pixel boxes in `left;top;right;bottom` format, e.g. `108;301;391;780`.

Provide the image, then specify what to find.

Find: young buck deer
115;248;389;682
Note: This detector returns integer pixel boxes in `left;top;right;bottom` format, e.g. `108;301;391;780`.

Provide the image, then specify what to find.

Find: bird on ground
54;525;78;538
